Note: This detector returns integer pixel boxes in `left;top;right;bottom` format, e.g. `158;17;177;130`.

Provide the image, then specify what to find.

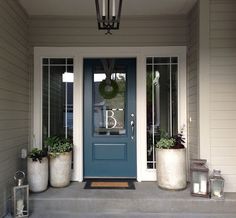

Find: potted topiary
45;136;73;188
27;148;48;192
155;128;187;190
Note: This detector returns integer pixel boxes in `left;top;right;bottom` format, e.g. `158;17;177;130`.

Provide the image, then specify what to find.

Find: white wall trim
33;51;43;148
199;0;210;164
33;46;187;182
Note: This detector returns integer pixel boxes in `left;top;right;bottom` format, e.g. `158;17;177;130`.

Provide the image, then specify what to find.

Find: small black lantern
190;159;209;198
12;171;29;217
210;169;225;200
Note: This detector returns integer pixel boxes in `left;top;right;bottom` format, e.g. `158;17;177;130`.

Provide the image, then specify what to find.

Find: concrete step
5;212;236;218
30;198;236;214
29;182;236;217
28;212;236;218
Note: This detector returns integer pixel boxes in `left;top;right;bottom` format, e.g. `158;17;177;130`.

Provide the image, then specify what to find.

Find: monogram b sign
105;110;117;129
105;109;124;129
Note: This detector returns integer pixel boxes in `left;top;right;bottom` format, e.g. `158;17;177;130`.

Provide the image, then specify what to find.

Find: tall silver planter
27;157;48;192
49;151;72;188
156;148;187;190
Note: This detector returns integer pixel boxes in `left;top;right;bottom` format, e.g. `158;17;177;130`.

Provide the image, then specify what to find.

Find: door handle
130;120;135;140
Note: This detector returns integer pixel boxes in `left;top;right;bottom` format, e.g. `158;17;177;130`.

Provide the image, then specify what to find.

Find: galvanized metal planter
156;148;187;190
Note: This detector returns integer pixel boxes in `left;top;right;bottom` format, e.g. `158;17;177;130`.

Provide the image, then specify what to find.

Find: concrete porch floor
27;182;236;217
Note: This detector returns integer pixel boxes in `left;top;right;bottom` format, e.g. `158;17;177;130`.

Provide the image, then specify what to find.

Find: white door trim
33;46;187;182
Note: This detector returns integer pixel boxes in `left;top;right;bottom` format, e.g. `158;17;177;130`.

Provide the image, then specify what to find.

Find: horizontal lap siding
210;0;236;191
0;0;29;216
187;3;199;160
29;15;187;46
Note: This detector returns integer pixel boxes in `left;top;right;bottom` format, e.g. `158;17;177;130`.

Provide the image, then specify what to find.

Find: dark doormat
84;179;136;190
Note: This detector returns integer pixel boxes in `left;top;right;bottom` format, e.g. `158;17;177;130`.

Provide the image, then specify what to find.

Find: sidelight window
42;58;74;143
146;57;178;169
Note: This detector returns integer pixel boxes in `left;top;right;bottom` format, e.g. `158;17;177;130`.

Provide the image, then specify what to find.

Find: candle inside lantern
112;0;115;17
213;190;221;198
193;183;200;193
102;0;105;17
16;199;24;215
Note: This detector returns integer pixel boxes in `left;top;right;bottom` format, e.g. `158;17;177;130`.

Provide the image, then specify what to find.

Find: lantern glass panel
190;159;209;197
13;185;29;218
192;171;208;194
210;170;224;199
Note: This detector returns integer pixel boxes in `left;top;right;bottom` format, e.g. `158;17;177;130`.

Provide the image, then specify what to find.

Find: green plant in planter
45;136;73;157
156;137;175;149
156;129;185;149
28;148;47;162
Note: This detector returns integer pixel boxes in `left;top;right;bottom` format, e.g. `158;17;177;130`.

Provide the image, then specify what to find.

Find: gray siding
187;3;199;160
210;0;236;191
29;15;187;46
0;0;29;216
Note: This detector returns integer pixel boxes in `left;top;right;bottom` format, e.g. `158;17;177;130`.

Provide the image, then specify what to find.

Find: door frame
33;46;187;182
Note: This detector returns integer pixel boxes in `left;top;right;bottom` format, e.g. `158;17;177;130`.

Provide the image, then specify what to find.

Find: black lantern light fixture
95;0;123;34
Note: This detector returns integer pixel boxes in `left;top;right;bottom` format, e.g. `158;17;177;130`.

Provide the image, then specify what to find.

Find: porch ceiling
18;0;197;16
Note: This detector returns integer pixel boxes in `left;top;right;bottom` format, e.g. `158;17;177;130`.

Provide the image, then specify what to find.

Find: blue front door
83;58;136;178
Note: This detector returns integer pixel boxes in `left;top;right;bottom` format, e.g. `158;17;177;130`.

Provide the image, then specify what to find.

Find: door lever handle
130;120;135;140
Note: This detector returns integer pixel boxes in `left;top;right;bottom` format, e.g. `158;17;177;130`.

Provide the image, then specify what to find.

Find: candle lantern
210;169;224;200
12;171;29;217
190;159;209;198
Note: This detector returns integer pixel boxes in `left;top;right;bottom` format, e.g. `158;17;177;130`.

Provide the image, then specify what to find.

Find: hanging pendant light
95;0;123;34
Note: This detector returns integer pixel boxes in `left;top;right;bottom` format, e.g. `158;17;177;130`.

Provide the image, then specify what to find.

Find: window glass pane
146;64;158;169
146;57;178;169
42;66;48;142
157;64;170;133
146;57;153;64
43;58;48;65
42;58;74;144
171;57;178;64
154;57;170;64
171;64;178;134
93;68;126;136
67;58;73;65
67;66;73;73
50;58;66;65
49;65;66;137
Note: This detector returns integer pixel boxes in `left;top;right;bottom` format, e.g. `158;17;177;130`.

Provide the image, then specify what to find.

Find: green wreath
99;79;119;99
